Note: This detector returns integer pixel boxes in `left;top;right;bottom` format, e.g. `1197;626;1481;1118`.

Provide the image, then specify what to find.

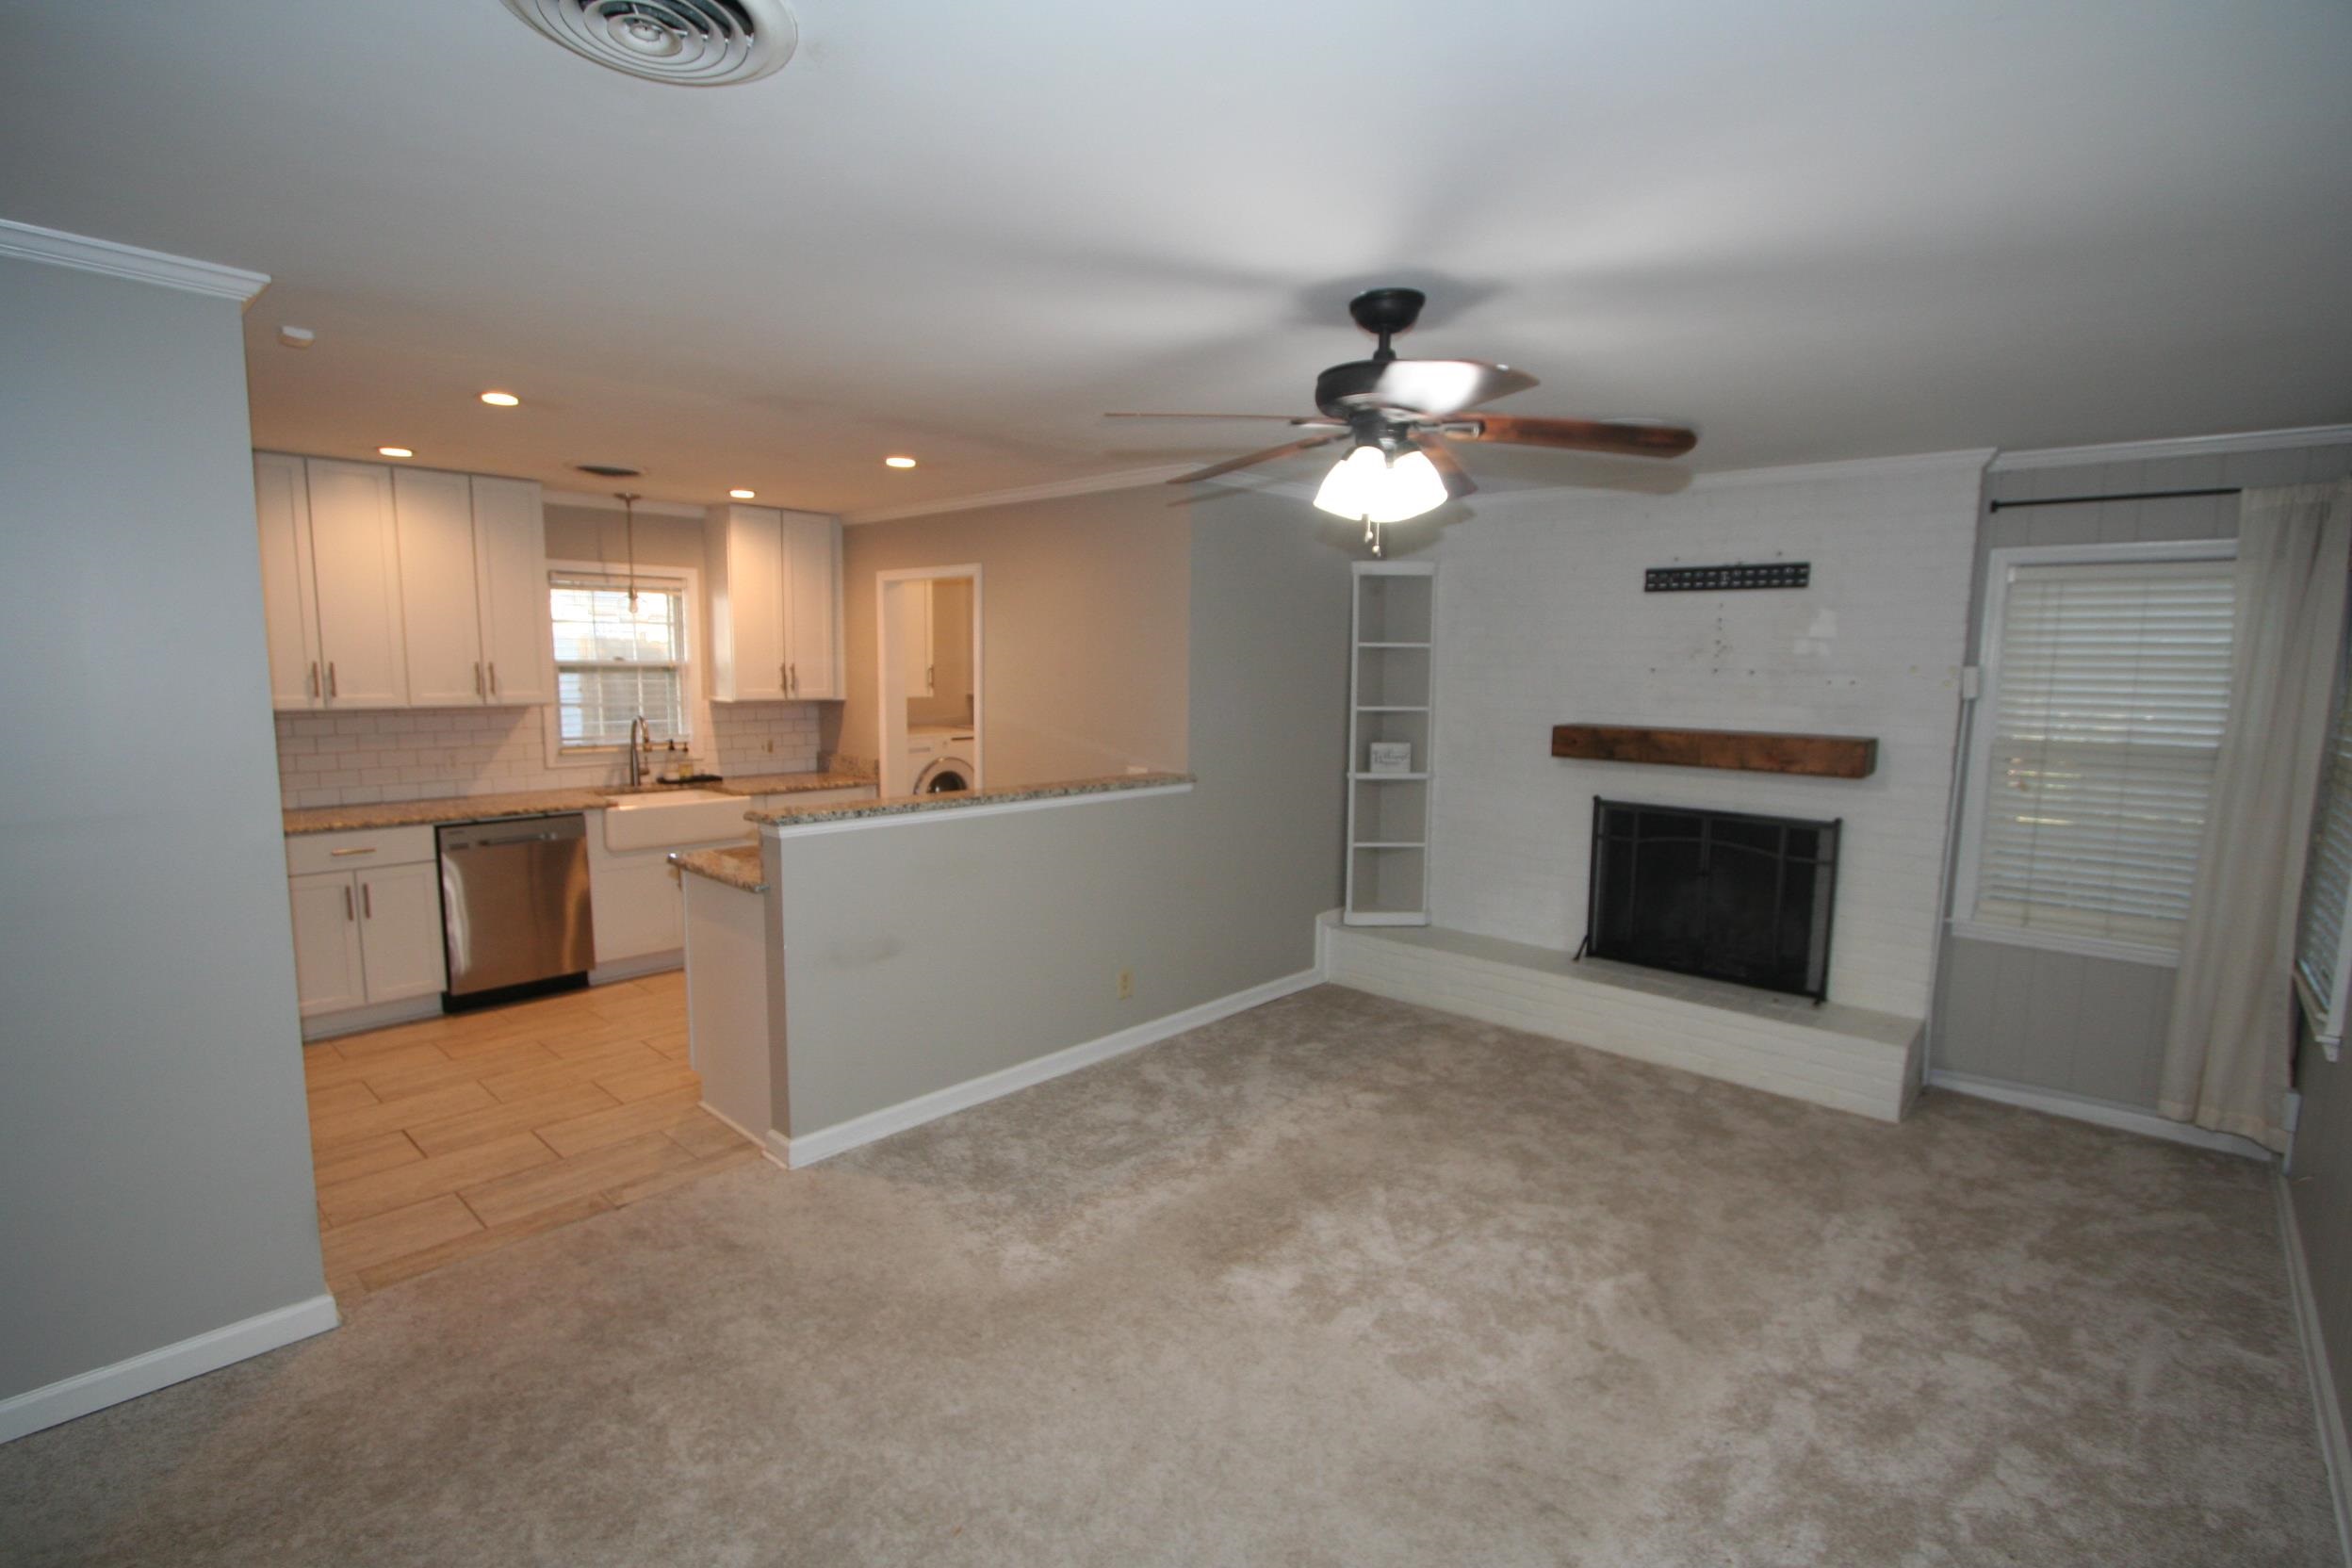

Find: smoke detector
499;0;797;87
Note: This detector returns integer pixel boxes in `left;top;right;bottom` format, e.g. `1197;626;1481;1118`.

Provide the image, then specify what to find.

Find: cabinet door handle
328;662;338;697
328;846;377;858
309;661;320;697
780;662;788;694
474;662;484;697
488;662;498;695
363;883;373;919
343;885;354;922
927;664;935;691
790;662;798;694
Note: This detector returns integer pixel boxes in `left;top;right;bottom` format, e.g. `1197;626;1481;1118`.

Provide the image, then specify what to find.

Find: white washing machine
906;726;976;793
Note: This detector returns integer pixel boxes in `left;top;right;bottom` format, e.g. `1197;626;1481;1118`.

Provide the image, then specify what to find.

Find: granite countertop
283;771;875;835
749;772;1195;830
284;788;622;835
670;842;766;893
718;771;873;796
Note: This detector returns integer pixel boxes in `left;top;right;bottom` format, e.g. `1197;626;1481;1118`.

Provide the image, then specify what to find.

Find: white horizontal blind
1971;558;2235;953
2295;625;2352;1032
550;574;689;747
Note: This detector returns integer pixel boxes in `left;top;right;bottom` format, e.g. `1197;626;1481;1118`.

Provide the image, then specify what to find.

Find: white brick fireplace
1327;451;1988;1119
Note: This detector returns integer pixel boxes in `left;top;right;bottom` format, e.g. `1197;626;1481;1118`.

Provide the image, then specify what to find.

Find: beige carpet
0;986;2335;1566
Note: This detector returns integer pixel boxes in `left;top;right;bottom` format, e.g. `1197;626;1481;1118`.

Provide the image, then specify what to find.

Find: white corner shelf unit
1346;561;1435;926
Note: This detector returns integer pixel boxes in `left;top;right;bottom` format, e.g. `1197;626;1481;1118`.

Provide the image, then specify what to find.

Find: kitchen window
549;571;693;749
1950;541;2237;965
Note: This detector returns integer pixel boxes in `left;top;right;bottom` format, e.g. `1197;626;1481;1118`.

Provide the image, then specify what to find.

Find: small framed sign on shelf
1366;741;1413;775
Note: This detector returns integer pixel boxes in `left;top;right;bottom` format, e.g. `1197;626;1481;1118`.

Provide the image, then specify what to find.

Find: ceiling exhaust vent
499;0;796;87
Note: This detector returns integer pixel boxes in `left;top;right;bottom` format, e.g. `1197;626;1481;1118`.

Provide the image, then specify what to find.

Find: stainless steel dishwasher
436;813;595;1007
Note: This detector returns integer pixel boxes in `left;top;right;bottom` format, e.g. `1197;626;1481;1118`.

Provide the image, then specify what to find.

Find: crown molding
0;218;269;303
844;464;1199;526
541;489;711;520
1690;448;1996;490
1990;425;2352;473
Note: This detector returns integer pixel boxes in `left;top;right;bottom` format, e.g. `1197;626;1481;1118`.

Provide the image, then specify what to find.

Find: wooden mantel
1550;724;1878;779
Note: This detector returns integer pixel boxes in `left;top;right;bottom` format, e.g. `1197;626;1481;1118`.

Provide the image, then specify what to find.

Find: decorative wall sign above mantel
1551;724;1877;779
1645;562;1809;592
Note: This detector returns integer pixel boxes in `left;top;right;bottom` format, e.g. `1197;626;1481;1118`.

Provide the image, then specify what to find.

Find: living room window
1950;542;2237;965
548;570;693;750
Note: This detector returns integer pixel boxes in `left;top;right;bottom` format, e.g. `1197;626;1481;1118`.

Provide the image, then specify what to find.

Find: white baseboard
1925;1070;2273;1160
589;951;682;985
300;993;442;1041
699;1099;792;1173
2277;1172;2352;1568
777;966;1326;1168
0;1293;339;1446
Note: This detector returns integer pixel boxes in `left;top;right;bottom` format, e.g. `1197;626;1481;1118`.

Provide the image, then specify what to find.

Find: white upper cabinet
305;458;410;708
469;475;551;706
255;455;547;712
394;467;483;706
254;452;323;709
899;578;935;697
783;511;844;699
706;503;790;702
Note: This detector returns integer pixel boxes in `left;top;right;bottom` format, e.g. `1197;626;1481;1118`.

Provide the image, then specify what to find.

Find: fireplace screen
1585;798;1839;1002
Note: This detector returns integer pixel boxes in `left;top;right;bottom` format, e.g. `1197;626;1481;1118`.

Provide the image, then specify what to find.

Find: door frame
875;564;983;796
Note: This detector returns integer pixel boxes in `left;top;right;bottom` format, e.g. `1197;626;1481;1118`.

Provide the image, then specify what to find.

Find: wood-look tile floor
302;972;759;1302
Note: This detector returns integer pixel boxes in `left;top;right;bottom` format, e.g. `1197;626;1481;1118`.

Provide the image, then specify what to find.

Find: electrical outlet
1117;968;1134;1001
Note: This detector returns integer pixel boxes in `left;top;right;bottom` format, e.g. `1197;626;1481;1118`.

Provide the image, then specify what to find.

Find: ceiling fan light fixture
1378;449;1450;522
1314;444;1446;525
1313;444;1385;520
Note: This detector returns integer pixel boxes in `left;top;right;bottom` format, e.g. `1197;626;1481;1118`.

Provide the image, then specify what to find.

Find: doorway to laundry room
876;565;982;797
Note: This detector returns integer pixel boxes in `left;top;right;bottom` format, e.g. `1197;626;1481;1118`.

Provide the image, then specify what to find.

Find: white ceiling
3;2;2348;516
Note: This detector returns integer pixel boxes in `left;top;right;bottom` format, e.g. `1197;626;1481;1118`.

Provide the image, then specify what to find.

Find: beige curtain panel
2161;478;2352;1149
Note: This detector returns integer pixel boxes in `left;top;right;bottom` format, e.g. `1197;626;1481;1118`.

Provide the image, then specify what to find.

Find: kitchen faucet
627;713;649;788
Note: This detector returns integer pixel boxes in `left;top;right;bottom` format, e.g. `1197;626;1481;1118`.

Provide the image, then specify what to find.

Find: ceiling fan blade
1409;433;1477;499
1321;360;1537;416
1105;412;1334;422
1164;431;1348;486
1441;415;1697;459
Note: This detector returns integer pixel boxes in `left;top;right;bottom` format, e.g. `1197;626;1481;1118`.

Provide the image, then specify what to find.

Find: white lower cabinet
288;872;367;1015
286;828;447;1020
587;841;692;967
354;861;447;1004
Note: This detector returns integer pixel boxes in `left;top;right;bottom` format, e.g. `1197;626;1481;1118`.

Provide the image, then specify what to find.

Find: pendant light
613;492;643;612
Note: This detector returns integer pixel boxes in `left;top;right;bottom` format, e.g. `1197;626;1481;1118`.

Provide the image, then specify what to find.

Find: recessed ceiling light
729;488;757;499
378;446;415;459
884;455;918;469
480;391;521;407
278;325;315;350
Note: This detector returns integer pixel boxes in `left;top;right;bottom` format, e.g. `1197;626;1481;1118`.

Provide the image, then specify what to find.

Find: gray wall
836;490;1192;786
1932;439;2352;1108
770;490;1349;1135
0;256;328;1414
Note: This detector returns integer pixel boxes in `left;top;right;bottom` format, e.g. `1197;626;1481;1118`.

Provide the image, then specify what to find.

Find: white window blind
1966;556;2236;956
2295;620;2352;1046
550;574;690;747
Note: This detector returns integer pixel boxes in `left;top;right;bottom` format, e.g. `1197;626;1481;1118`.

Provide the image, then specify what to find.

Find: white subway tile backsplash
273;700;831;808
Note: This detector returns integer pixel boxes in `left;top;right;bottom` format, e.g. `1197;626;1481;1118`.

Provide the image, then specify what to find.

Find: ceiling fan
1109;287;1697;553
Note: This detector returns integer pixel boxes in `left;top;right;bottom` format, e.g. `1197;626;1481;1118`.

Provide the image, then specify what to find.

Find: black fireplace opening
1584;798;1840;1003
